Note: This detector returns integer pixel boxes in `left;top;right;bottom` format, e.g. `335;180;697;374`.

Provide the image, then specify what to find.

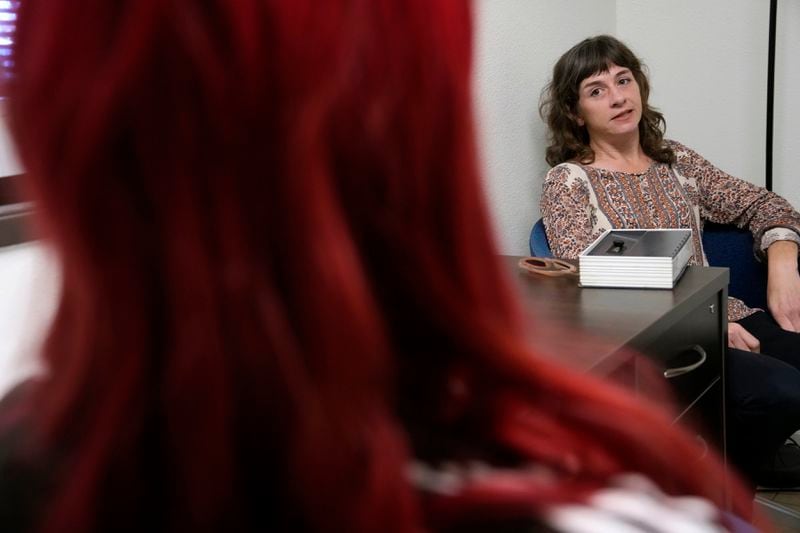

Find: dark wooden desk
0;175;32;248
0;202;33;247
506;258;729;466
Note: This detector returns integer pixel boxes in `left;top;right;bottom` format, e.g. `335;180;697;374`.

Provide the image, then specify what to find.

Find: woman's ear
567;104;585;127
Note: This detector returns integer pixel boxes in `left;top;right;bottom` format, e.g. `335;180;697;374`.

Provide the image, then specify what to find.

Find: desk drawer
677;377;724;452
640;292;724;410
676;378;726;506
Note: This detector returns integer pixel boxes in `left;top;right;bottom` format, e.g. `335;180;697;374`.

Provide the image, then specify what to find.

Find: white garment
546;474;731;533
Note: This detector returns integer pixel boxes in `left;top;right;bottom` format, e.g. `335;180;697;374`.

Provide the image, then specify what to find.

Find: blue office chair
529;218;553;258
529;218;768;309
702;222;767;310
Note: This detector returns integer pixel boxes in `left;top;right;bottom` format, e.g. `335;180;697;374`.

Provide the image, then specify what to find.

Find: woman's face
575;63;642;144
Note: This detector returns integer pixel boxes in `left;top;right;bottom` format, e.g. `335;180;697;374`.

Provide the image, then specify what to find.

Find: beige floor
753;432;800;531
754;493;800;532
758;489;800;512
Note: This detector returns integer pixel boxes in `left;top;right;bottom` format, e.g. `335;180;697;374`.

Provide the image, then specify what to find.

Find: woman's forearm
767;240;799;276
767;240;800;331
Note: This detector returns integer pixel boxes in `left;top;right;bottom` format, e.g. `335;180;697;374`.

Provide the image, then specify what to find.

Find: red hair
9;0;753;531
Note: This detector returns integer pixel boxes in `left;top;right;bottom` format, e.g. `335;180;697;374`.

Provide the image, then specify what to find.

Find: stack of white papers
578;229;693;289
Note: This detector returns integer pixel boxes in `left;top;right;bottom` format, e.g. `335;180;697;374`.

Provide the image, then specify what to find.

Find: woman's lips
612;109;633;120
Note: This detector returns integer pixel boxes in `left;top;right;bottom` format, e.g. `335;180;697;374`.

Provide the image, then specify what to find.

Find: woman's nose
609;86;625;106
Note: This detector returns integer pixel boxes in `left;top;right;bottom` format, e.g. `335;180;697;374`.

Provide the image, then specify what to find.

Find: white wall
474;0;796;255
472;0;616;255
0;242;54;397
616;0;768;187
774;1;800;209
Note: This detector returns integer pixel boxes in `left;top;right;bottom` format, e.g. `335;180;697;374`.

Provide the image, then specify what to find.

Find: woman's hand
767;240;800;332
728;322;760;352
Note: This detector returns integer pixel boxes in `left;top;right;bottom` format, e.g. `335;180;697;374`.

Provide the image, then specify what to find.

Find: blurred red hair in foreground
6;1;755;531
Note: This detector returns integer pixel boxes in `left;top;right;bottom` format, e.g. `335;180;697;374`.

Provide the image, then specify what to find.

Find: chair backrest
701;222;767;310
529;218;553;258
529;218;768;310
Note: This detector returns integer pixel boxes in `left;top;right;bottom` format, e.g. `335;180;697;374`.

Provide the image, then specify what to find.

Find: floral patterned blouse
540;140;800;321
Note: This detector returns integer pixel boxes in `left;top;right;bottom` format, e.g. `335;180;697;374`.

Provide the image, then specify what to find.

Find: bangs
568;38;640;91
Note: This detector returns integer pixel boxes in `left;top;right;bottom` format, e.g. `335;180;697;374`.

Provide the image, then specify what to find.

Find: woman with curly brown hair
540;34;800;491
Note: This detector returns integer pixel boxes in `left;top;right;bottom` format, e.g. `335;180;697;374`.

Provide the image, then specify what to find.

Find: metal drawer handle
663;345;707;379
694;434;709;460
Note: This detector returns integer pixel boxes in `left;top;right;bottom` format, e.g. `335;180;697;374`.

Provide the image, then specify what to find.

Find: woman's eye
619;77;631;85
589;88;601;97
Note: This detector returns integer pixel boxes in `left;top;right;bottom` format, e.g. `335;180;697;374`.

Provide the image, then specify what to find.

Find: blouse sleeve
670;140;800;259
540;164;600;260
